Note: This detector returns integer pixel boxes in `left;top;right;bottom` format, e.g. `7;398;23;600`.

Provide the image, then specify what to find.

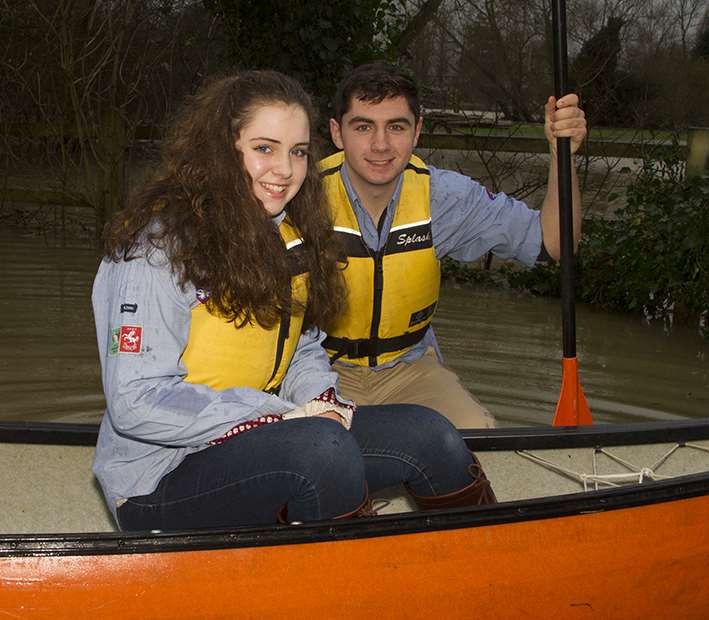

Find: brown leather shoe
406;452;497;510
333;491;378;519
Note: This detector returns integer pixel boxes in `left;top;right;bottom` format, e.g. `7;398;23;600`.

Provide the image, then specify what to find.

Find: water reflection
436;286;709;426
1;232;708;426
0;232;103;423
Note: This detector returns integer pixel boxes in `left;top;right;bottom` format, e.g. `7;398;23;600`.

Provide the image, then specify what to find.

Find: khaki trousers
334;348;496;429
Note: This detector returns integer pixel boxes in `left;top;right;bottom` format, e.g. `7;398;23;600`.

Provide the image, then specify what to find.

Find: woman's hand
281;388;355;429
315;410;348;428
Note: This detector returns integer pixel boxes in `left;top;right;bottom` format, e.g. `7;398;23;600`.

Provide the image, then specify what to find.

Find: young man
320;62;587;429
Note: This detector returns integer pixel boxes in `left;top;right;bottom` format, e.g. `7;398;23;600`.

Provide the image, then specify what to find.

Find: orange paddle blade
553;356;593;426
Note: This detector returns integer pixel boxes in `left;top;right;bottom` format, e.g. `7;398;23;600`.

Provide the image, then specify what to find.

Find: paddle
550;0;592;426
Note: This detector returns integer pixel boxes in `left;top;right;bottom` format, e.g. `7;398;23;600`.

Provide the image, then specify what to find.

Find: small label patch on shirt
120;303;138;314
196;288;211;304
109;325;143;354
485;187;498;201
109;328;121;355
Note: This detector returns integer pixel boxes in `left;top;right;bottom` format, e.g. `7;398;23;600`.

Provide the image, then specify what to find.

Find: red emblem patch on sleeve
118;325;143;354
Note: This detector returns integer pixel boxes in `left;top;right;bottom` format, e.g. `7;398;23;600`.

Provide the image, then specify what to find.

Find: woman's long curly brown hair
104;70;344;330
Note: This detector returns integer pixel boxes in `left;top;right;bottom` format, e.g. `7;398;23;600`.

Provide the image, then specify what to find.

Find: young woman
92;70;494;531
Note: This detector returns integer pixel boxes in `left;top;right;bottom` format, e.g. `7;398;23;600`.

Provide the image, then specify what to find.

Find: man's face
330;96;422;196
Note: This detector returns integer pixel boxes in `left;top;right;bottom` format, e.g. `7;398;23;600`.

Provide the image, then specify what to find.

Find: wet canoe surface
2;420;709;618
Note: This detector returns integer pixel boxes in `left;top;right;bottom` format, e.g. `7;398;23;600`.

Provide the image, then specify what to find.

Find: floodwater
0;231;103;423
437;286;709;426
1;231;708;426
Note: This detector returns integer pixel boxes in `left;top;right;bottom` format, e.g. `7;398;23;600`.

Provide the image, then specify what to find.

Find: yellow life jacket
320;151;440;367
181;217;308;392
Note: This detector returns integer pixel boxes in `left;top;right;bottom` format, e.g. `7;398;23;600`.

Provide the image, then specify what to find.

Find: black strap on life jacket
265;239;309;394
324;323;431;365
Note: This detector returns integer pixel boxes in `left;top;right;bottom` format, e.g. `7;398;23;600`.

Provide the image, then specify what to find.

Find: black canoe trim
0;421;99;445
2;471;709;558
3;418;709;450
461;418;709;451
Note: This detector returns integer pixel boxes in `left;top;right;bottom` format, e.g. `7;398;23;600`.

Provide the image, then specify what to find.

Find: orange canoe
2;420;709;619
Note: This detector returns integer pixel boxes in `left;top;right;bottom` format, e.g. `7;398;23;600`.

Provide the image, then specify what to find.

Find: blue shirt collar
340;162;405;249
271;210;287;226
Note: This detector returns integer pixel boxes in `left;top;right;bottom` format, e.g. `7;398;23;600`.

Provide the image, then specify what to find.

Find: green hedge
444;165;709;335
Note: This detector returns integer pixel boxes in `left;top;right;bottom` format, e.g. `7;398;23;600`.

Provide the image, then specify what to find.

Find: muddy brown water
1;231;707;426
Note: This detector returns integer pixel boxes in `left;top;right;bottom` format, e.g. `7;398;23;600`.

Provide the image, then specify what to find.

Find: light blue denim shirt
92;214;342;517
336;161;542;370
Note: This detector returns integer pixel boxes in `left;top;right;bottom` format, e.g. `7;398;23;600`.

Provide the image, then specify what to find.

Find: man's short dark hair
333;62;420;122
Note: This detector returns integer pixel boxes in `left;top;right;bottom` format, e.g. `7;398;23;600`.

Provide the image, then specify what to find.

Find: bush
576;166;709;332
443;164;709;335
441;257;499;287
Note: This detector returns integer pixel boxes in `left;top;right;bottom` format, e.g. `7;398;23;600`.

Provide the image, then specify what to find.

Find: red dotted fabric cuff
209;414;283;446
314;387;356;414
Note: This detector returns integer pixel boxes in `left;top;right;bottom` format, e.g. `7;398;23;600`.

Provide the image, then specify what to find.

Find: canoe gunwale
0;421;98;445
461;418;709;450
3;469;709;559
4;418;709;450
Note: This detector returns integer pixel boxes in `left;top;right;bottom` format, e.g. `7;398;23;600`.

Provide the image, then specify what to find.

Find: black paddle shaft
551;0;576;358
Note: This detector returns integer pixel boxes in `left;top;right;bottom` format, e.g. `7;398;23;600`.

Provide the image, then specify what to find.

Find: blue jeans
117;404;474;531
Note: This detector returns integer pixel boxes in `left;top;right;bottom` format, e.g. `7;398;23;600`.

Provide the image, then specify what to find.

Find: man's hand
544;94;587;155
539;93;587;259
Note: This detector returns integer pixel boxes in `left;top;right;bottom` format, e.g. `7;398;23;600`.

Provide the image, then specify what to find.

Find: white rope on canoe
594;445;680;482
685;441;709;454
514;442;703;492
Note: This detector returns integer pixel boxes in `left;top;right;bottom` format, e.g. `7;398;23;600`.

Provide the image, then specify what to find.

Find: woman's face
236;102;310;217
